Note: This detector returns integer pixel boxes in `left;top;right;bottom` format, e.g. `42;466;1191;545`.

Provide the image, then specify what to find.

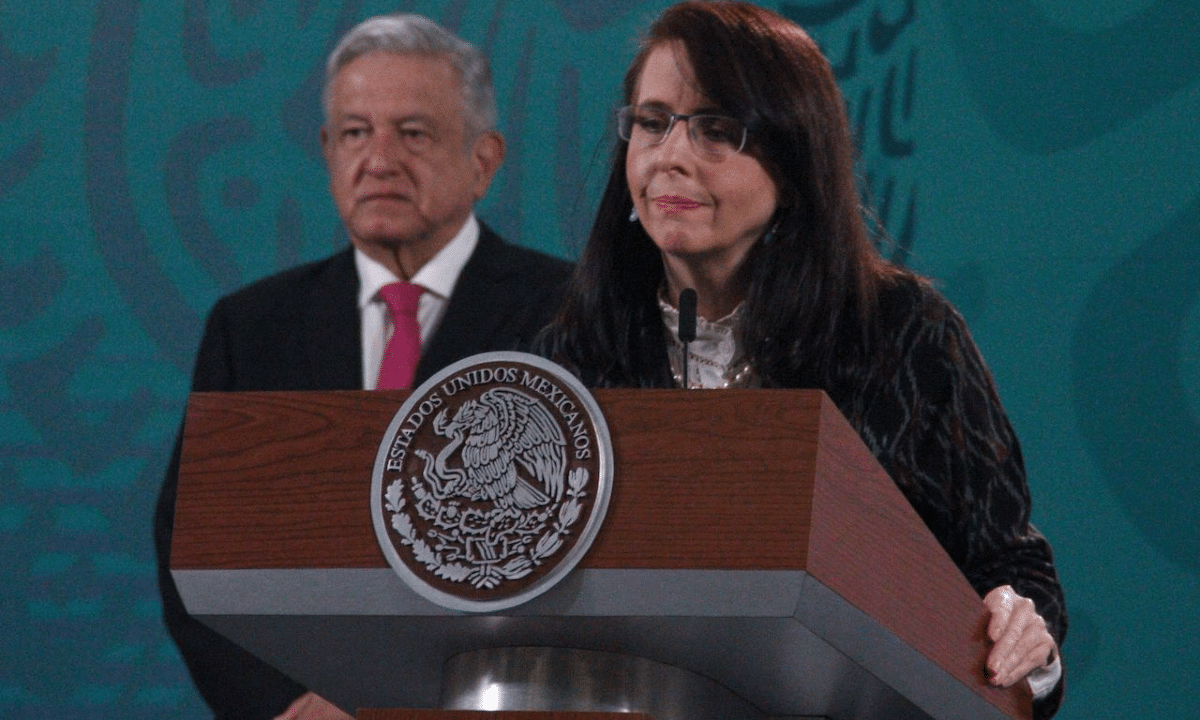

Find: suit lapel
417;227;514;382
303;247;363;390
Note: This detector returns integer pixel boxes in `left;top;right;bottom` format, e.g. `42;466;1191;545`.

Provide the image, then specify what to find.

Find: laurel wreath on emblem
382;387;589;590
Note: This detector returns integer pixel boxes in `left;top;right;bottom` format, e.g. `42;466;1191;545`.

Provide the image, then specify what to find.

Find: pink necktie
377;282;424;390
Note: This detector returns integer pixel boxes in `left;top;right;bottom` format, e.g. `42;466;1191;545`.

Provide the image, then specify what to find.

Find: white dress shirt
356;214;480;389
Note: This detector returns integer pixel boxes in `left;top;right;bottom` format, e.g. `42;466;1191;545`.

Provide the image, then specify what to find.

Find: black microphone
678;288;697;389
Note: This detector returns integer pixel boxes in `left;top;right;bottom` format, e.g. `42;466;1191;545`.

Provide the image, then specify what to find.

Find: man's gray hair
322;14;498;135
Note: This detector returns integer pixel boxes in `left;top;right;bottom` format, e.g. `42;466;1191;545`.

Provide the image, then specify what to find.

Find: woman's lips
653;195;703;212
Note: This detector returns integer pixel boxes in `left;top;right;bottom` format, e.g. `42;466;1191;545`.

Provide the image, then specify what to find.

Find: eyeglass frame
616;105;749;157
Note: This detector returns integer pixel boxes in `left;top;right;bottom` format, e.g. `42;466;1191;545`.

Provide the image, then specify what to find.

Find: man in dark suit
154;14;571;720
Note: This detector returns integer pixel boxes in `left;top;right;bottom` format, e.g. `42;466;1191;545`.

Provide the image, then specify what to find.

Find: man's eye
342;127;368;140
398;126;435;149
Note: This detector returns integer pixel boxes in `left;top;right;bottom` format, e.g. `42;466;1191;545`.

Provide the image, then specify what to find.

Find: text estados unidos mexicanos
386;367;593;471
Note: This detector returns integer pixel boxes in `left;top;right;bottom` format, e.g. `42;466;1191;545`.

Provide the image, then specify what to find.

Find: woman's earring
762;220;779;245
629;206;639;222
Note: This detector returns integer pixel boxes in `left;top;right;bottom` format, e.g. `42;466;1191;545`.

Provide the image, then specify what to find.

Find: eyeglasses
617;105;748;158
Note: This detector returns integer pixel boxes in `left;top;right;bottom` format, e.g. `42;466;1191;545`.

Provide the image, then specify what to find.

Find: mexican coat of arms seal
370;352;613;611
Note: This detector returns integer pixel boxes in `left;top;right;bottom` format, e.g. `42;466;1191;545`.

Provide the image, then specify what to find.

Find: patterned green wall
2;1;1196;717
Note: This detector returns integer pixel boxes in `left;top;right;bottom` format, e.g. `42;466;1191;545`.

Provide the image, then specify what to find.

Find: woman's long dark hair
542;1;911;388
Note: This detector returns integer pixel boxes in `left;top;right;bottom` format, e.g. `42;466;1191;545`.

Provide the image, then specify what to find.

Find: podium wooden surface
171;388;1031;720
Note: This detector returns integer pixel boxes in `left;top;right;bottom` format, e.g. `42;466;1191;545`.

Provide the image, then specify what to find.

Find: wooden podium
170;388;1031;720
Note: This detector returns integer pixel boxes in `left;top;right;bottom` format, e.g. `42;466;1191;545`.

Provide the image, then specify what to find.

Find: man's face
321;52;503;276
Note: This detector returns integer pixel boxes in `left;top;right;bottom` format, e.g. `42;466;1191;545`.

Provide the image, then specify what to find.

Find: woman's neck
661;263;748;321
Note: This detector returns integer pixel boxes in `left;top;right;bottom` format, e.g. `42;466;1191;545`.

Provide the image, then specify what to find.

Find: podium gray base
179;566;1005;720
441;647;763;720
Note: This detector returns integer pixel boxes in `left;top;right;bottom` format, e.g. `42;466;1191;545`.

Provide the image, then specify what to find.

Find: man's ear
471;130;506;200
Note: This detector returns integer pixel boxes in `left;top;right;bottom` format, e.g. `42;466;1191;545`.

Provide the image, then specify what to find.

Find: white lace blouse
658;297;759;389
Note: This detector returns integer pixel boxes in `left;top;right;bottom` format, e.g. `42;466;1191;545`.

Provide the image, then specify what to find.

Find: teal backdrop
2;0;1197;717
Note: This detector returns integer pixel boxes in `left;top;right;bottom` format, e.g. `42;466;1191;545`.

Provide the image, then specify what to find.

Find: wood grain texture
174;390;394;568
173;389;821;570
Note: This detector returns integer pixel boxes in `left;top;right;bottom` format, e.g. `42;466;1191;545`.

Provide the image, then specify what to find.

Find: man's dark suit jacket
154;227;571;719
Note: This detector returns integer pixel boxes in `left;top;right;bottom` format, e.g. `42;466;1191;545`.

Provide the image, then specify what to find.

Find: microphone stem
678;288;697;389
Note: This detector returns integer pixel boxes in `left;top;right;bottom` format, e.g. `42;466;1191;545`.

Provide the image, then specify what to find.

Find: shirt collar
355;214;480;308
658;295;745;351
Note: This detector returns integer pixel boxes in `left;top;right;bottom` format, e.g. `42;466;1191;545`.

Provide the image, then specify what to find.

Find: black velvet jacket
155;229;571;719
545;276;1067;718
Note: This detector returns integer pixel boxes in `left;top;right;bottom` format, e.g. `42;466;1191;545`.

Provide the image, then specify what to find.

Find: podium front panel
173;389;1030;720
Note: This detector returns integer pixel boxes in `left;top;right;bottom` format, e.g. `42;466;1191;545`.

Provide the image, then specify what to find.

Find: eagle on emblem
416;387;567;510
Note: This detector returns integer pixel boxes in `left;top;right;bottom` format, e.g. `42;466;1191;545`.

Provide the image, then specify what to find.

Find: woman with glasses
538;1;1066;717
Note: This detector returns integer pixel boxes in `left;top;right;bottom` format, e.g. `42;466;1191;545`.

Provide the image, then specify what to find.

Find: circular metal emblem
371;351;613;611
